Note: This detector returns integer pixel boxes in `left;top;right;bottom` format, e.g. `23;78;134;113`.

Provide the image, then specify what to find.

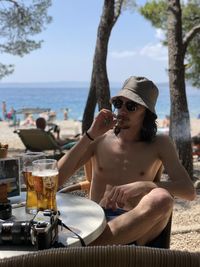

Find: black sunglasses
112;98;138;112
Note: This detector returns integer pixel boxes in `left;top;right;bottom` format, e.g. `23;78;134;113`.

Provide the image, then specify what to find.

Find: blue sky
0;0;168;84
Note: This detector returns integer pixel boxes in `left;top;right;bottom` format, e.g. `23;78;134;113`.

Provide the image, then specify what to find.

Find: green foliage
139;0;167;29
186;37;200;87
0;63;14;80
1;40;42;56
0;0;52;79
182;0;200;33
139;0;200;88
182;1;200;87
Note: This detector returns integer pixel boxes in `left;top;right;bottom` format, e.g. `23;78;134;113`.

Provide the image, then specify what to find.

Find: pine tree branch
183;24;200;55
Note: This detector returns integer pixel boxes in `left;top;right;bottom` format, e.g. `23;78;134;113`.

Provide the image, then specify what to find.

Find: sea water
0;83;199;121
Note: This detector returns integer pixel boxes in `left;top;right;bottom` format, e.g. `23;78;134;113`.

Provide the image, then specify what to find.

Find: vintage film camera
0;210;59;250
31;210;59;249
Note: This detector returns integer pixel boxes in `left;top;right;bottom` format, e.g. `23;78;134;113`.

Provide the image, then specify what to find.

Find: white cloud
110;42;167;61
140;42;168;61
110;50;136;58
110;27;168;62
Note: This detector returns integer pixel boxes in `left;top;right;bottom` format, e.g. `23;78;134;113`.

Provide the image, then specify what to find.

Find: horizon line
0;80;169;86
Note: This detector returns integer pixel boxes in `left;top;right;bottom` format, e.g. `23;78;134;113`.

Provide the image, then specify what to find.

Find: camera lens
0;201;12;220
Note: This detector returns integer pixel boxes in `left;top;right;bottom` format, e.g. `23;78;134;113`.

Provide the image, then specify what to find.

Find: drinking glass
22;152;45;214
32;159;58;211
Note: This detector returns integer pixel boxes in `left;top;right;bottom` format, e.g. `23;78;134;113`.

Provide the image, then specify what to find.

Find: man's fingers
117;202;124;208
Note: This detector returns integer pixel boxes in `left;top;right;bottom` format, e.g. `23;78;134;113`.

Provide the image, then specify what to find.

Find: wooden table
0;193;107;258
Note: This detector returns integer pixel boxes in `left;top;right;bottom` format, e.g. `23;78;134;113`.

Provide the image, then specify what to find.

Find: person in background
6;107;14;121
8;107;19;127
2;101;7;120
63;108;69;120
58;76;196;246
36;117;79;147
22;114;35;126
6;106;19;127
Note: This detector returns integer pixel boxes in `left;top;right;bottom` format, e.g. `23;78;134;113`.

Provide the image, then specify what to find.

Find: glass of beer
22;152;45;214
32;159;58;211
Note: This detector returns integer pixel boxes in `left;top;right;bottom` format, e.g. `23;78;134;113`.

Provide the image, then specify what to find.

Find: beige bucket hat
111;76;159;115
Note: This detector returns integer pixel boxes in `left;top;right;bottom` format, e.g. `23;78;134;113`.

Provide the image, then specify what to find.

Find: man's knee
145;188;173;217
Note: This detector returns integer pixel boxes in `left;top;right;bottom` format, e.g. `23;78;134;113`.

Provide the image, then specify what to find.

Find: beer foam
23;167;33;172
32;170;58;177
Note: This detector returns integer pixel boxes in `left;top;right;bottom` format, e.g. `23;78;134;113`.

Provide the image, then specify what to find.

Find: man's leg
90;188;173;245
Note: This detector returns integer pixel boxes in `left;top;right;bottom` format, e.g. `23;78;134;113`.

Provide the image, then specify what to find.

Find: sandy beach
0;118;200;252
1;118;200;151
0;119;82;151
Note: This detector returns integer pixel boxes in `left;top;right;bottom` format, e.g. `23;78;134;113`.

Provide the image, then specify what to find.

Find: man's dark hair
36;117;46;130
140;109;157;142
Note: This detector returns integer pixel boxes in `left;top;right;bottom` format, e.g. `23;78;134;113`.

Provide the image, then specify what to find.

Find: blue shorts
103;208;126;221
103;208;165;248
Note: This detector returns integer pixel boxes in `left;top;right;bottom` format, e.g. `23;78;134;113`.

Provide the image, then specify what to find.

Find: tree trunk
82;69;97;133
95;0;116;111
82;0;118;133
167;0;193;178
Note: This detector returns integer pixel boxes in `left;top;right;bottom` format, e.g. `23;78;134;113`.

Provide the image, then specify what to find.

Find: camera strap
57;218;86;247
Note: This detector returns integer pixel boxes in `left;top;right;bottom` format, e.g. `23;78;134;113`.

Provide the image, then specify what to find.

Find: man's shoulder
154;134;172;144
153;134;175;154
155;133;170;140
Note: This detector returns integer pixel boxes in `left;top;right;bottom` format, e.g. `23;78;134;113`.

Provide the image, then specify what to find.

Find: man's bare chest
94;140;161;184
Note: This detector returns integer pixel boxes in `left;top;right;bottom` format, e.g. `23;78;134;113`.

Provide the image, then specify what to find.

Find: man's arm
58;134;95;187
58;109;116;188
156;135;196;201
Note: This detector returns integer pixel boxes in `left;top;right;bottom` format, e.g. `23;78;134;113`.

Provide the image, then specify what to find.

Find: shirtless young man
58;76;196;246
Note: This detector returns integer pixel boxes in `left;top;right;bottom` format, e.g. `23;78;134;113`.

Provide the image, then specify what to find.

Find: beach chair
14;128;76;159
59;161;172;249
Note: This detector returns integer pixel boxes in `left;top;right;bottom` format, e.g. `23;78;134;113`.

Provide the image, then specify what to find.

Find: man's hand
87;109;116;140
101;182;157;210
